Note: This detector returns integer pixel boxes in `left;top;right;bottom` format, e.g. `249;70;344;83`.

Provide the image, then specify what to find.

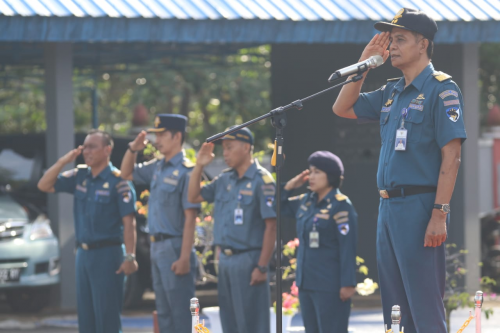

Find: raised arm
121;131;148;181
38;146;83;193
188;143;215;204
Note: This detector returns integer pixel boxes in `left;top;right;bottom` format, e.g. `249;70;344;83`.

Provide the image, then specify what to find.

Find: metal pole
92;74;98;129
391;305;401;333
190;297;200;333
475;291;483;333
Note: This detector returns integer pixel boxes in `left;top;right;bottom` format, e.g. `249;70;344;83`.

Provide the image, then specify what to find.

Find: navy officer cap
308;151;344;179
148;114;187;133
374;8;438;41
216;126;254;145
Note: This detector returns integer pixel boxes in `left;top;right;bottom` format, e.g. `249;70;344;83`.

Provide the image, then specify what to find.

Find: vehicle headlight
29;215;54;241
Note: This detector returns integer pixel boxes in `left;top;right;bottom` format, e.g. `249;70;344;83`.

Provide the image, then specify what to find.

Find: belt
220;247;261;257
379;186;437;199
149;233;178;243
77;240;122;250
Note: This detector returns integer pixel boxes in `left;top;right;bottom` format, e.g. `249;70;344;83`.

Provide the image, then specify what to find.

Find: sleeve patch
446;107;460;122
338;223;350;235
333;211;349;220
117;185;131;193
62;168;77;178
439;90;458;99
443;99;460;106
122;191;132;203
335;217;349;224
289;193;305;201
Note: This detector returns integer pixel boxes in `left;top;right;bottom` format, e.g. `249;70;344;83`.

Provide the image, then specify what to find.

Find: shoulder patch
432;71;452;82
182;159;195;168
77;164;88;169
335;193;348;202
289;193;305;201
112;169;122;177
387;77;401;82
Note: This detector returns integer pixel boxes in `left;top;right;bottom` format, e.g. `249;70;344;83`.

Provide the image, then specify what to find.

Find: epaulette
335;193;348;202
387;77;401;82
432;71;452;82
182;159;195;168
77;164;88;169
143;158;158;166
260;171;275;184
221;168;232;173
289;193;305;201
111;169;122;177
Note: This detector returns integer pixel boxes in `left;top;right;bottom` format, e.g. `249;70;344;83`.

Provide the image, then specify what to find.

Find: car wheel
6;287;50;313
123;271;145;309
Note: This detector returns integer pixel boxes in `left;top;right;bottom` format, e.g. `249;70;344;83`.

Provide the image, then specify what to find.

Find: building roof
1;0;500;44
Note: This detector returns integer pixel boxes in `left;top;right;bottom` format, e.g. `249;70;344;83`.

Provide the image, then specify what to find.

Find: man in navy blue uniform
121;114;200;333
332;8;466;333
188;128;277;333
38;130;138;333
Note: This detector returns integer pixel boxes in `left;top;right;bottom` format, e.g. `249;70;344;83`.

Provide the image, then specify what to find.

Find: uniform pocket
404;109;424;142
160;183;180;207
380;113;390;142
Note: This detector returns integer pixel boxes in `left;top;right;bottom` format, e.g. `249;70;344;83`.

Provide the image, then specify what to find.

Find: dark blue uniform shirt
54;163;136;244
132;151;201;236
353;63;467;189
200;161;277;250
281;188;358;292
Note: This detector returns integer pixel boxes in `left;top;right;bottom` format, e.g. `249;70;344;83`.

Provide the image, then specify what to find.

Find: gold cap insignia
154;116;161;128
392;8;404;24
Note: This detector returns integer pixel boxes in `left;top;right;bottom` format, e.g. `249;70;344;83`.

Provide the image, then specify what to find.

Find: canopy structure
0;0;489;309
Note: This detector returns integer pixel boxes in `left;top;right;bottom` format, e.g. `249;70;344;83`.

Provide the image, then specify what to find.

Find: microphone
328;55;384;82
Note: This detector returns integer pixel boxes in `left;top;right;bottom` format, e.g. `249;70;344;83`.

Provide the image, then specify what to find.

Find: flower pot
270;308;297;333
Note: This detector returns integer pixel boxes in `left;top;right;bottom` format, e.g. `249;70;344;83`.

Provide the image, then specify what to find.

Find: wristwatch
256;265;268;274
127;143;138;154
433;204;451;214
124;253;136;262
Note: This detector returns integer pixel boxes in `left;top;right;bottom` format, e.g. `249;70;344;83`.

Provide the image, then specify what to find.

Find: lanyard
312;217;318;231
237;194;242;208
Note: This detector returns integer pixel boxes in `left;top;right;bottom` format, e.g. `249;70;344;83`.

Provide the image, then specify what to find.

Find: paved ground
0;294;497;332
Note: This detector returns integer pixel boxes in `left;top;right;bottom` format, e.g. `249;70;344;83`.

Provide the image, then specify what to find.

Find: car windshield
0;148;35;189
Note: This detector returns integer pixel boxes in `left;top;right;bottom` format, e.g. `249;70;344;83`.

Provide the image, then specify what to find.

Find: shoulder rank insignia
77;164;88;169
62;168;77;178
335;193;348;201
432;71;452;82
112;169;121;177
289;193;305;201
320;209;329;214
387;77;401;82
222;167;232;173
182;159;195;168
262;174;274;184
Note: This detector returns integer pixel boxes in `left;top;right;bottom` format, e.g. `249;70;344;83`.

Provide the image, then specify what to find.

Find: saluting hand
360;32;391;64
340;286;356;302
116;260;138;276
424;211;447;247
196;143;215;167
250;268;267;286
129;131;148;151
58;146;83;165
171;258;190;276
284;170;310;191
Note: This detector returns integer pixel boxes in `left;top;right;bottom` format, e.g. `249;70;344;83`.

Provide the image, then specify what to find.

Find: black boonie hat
216;126;254;145
374;8;438;41
148;114;187;133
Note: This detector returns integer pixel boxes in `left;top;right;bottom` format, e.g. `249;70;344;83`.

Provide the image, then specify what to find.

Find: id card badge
309;231;319;248
395;128;407;151
234;208;243;225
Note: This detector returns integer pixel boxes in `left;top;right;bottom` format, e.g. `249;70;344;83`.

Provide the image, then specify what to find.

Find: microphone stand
206;73;364;333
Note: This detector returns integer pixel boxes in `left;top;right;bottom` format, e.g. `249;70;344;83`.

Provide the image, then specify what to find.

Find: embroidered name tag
163;178;178;186
409;104;423;111
381;107;391;112
95;190;110;196
239;190;253;196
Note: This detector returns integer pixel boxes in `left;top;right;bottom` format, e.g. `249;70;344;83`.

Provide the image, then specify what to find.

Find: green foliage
0;46;273;152
480;43;500;126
